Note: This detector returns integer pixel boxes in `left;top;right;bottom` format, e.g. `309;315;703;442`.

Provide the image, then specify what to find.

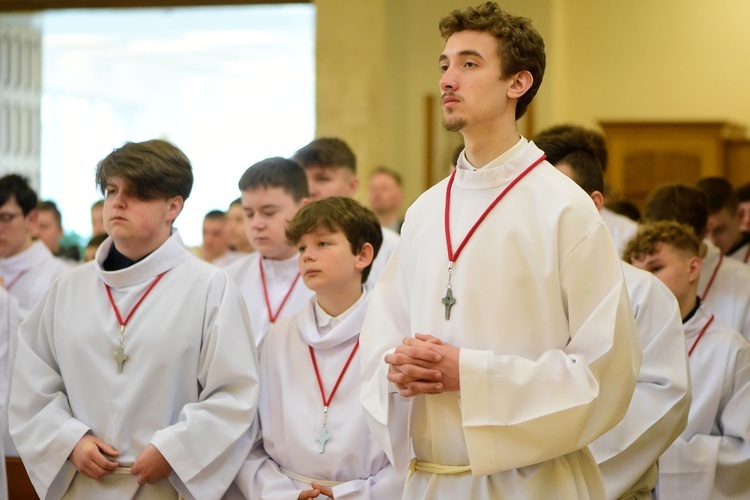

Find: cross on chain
442;287;456;320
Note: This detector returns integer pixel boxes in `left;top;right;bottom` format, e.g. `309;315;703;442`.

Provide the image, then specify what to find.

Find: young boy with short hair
643;184;750;341
624;220;750;499
234;197;403;499
292;138;399;288
9;139;260;499
225;157;314;345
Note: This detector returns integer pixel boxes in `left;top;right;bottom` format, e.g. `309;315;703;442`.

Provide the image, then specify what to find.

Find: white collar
0;240;54;280
95;230;192;288
314;288;367;334
298;288;370;349
457;136;527;171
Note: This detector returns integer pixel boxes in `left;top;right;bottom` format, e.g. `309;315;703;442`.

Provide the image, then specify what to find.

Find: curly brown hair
623;220;700;264
439;2;545;120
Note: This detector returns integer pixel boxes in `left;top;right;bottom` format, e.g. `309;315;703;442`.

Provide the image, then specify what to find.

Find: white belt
280;466;344;488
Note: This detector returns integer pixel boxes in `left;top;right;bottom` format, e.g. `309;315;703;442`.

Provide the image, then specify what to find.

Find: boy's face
296;226;372;292
202;218;229;261
103;177;182;254
368;173;403;215
226;203;251;251
0;197;35;259
305;165;359;201
241;186;306;260
91;205;105;236
706;207;743;254
439;30;513;133
630;243;701;309
33;210;63;253
738;200;750;234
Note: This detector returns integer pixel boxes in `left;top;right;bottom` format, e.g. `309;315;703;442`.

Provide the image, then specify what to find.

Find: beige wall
316;0;750;207
316;0;558;207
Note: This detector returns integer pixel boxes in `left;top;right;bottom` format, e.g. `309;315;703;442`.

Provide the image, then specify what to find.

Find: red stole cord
309;340;360;408
104;272;166;328
259;258;301;323
5;271;26;291
445;155;546;263
688;314;714;357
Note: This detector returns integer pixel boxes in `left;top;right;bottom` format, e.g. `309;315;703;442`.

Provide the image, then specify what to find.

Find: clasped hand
70;435;172;485
384;333;460;397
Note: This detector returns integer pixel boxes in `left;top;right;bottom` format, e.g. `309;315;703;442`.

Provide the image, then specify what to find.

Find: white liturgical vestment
0;240;70;313
226;252;313;345
9;231;260;500
657;306;750;500
698;241;750;341
0;288;21;499
234;290;402;499
367;228;398;288
600;207;638;257
726;238;750;265
589;263;690;499
360;139;642;499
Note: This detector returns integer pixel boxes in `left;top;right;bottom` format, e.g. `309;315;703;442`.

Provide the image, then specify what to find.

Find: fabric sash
406;458;471;482
280;466;344;488
111;467;184;500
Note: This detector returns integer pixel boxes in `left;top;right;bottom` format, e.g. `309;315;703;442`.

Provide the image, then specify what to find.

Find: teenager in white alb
9;140;260;499
697;177;750;264
359;4;641;499
534;128;691;499
0;174;72;495
225;158;314;345
235;197;402;500
625;221;750;500
0;174;71;313
643;184;750;341
292;137;399;288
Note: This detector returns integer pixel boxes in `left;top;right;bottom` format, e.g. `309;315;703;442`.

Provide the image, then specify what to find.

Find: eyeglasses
0;212;23;223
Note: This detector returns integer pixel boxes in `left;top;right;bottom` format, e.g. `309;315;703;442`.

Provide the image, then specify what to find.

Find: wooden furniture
600;121;747;208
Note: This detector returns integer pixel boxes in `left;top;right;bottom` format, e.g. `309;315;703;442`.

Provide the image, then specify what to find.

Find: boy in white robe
624;221;750;500
9;139;260;499
235;197;402;499
0;174;71;496
643;184;750;341
534;128;691;499
696;177;750;264
225;158;314;346
291;138;399;288
0;288;21;499
360;3;641;499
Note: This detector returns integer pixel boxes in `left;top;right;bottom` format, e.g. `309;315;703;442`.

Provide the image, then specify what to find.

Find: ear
355;242;375;271
165;196;184;223
299;197;310;208
26;208;38;224
506;70;534;100
348;176;360;197
687;255;702;284
590;191;605;211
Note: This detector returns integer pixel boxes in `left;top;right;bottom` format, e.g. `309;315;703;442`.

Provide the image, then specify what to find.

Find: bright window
39;4;315;247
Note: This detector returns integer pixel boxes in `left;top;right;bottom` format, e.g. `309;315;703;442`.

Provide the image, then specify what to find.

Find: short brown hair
238;157;309;202
439;1;546;120
286;197;383;283
696;177;738;215
37;200;62;227
643;184;708;239
95;139;193;201
370;166;403;187
292;137;356;173
623;220;701;264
